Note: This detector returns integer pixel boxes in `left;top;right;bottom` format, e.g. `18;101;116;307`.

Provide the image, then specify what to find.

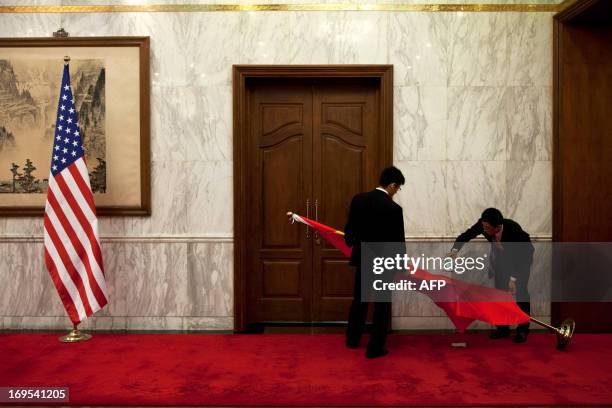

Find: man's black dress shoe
365;348;389;359
346;339;360;349
514;332;528;343
489;329;511;339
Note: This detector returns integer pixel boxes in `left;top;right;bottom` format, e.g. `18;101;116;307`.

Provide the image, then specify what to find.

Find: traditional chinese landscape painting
0;37;150;216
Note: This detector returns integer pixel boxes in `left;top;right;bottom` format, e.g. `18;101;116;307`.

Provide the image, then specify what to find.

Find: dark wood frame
552;0;608;326
232;65;393;331
0;36;150;216
553;1;606;241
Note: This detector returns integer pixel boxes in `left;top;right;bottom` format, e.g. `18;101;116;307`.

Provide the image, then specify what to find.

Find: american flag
43;62;108;325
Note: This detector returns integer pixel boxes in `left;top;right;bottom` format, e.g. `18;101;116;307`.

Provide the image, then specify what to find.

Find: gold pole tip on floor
555;318;576;350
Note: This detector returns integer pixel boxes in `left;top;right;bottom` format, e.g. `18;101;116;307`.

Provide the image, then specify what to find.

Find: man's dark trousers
492;250;531;334
346;266;391;351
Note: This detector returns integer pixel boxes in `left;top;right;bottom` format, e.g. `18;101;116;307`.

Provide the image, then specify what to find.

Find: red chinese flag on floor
289;213;530;332
43;62;108;325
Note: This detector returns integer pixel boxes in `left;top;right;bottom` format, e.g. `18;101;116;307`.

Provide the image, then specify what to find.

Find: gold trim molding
0;3;565;14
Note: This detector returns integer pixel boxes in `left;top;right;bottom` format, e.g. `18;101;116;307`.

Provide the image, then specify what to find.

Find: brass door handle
306;199;310;239
315;199;320;245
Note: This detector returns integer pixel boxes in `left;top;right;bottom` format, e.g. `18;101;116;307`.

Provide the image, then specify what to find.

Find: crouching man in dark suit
344;166;406;358
449;208;534;343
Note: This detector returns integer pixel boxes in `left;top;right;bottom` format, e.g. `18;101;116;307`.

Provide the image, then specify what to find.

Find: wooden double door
244;77;387;325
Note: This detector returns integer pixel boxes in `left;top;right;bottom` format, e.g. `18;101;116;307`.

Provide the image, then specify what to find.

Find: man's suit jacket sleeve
396;207;405;243
509;222;535;282
395;207;406;261
452;220;483;251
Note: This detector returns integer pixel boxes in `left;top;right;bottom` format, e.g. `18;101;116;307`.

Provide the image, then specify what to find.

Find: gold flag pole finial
59;323;92;343
64;55;70;63
53;27;69;38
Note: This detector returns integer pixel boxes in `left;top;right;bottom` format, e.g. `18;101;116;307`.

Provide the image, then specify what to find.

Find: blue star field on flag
51;63;84;176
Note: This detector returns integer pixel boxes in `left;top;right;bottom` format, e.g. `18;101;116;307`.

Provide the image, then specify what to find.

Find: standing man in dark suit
448;208;534;343
344;166;405;358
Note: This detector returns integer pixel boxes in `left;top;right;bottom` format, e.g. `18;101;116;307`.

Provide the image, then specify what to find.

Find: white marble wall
0;5;553;330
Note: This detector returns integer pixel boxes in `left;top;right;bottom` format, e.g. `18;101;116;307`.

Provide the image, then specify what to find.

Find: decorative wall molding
0;235;235;243
404;234;553;242
0;234;553;243
0;3;564;14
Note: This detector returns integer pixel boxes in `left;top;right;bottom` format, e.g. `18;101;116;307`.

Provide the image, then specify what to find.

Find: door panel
319;136;363;239
261;137;303;248
247;80;313;323
312;80;380;321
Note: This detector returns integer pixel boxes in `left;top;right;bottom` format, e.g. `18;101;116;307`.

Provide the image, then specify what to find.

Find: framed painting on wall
0;36;150;216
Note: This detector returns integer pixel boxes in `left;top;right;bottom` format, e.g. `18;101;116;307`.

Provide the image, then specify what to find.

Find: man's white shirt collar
376;187;389;195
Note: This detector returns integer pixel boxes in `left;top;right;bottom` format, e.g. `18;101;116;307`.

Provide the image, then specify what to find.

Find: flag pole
56;53;91;343
59;323;92;343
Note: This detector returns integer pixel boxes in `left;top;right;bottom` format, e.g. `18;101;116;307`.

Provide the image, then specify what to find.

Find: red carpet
1;333;611;406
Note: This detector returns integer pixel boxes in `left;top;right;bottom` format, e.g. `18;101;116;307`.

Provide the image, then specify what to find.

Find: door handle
315;199;320;245
306;199;310;239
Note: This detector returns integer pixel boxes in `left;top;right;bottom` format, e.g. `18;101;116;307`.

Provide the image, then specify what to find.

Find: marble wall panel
122;161;189;236
287;11;389;64
184;161;233;235
187;242;233;317
447;13;508;86
506;13;554;87
238;12;292;64
61;12;240;87
394;161;448;236
151;85;232;162
0;242;65;317
0;12;60;37
447;87;508;161
506;161;552;235
394;86;447;161
123;242;189;316
389;13;450;87
446;161;507;234
506;86;552;161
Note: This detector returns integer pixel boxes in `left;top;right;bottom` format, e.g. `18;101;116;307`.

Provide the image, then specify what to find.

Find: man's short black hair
481;208;504;227
379;166;405;187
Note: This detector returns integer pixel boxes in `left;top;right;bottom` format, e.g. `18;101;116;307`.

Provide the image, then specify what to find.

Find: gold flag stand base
59;324;92;343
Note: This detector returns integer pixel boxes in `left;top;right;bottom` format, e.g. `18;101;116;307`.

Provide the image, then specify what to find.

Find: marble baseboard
1;316;234;331
392;315;551;331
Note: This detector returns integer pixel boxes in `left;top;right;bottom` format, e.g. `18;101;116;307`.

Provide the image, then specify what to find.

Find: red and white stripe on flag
43;62;108;324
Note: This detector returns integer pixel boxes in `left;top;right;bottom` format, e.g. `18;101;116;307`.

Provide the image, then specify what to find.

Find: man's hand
508;278;517;296
446;249;459;258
